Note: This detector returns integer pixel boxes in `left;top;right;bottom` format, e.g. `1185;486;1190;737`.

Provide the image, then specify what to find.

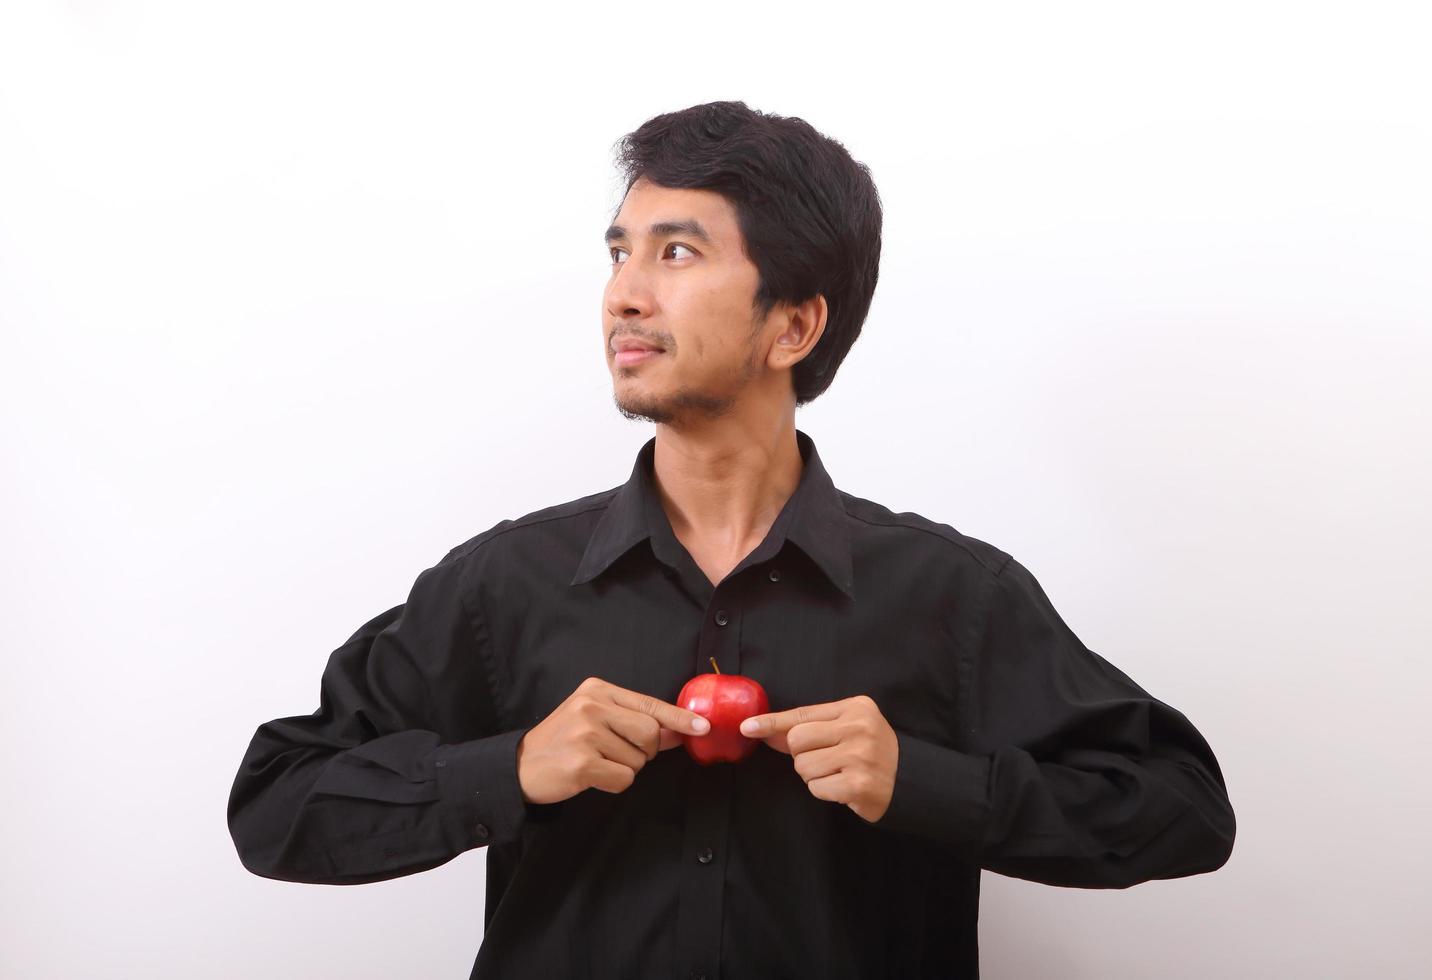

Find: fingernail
692;717;709;733
740;719;757;735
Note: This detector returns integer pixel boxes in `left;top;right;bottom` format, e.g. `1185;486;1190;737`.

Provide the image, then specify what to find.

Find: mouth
614;348;664;366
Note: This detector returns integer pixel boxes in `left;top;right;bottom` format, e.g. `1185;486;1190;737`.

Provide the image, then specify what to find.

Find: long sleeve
226;548;533;885
875;554;1236;889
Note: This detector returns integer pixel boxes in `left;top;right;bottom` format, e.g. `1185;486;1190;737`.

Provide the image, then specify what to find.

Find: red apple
677;658;769;765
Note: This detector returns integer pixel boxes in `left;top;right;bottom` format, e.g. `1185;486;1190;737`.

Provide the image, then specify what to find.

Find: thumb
657;727;687;752
739;715;791;755
761;730;792;755
658;718;711;751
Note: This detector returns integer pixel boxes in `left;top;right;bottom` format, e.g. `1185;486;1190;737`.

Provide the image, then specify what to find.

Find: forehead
613;178;740;241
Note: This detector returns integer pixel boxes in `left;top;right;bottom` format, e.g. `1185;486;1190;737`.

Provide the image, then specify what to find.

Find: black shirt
227;428;1236;979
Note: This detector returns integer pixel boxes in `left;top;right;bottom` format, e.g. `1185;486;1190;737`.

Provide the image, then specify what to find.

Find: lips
612;339;664;354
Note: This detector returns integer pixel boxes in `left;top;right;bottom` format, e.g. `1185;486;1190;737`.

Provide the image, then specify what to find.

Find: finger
740;700;845;738
792;744;844;784
782;719;843;757
805;770;855;806
602;705;664;761
588;756;638;794
657;727;688;752
760;730;793;756
607;684;711;736
591;721;651;773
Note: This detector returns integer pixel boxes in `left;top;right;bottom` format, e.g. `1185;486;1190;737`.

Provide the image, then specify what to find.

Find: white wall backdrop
2;2;1428;978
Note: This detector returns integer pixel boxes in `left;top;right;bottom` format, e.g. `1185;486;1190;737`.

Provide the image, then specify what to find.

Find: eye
607;243;697;266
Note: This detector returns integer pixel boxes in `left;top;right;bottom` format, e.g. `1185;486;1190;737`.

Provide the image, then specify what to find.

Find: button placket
675;719;735;980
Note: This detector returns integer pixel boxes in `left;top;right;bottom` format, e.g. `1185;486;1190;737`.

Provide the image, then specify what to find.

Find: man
228;100;1236;979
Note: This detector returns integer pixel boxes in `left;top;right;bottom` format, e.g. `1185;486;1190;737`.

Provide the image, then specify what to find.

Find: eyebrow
604;219;714;247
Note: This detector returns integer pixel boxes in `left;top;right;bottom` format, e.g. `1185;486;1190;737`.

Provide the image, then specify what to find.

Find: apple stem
709;657;720;675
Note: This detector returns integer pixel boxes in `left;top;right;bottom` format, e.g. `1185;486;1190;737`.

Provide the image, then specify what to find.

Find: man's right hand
516;676;711;805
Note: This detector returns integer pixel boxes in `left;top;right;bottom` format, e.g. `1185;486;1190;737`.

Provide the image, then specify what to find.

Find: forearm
877;729;1236;889
227;725;531;885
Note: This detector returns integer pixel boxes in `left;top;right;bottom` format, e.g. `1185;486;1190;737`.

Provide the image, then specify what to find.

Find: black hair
612;100;882;406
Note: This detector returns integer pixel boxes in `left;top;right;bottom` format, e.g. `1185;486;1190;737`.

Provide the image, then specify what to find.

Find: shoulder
837;489;1013;579
435;484;622;567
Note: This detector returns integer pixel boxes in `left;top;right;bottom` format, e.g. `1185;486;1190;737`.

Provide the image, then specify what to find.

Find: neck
649;419;803;557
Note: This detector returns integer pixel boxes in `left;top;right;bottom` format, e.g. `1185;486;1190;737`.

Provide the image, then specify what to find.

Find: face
602;177;777;427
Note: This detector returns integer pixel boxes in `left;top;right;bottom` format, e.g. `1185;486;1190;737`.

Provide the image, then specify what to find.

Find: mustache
609;327;671;350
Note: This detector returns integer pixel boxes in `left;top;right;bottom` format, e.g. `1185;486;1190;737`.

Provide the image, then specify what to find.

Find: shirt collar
570;428;854;600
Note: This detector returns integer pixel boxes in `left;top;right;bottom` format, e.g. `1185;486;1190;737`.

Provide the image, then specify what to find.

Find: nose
604;255;652;320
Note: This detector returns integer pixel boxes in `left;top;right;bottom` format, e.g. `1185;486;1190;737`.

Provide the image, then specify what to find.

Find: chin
611;391;675;425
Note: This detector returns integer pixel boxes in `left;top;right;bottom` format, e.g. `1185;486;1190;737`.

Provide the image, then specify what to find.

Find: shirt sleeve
226;547;537;885
874;554;1237;889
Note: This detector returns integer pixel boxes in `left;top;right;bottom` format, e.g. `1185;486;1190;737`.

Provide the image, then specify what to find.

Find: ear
771;294;828;370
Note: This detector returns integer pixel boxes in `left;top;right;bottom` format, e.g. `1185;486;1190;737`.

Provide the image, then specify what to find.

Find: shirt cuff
874;729;992;858
433;728;531;850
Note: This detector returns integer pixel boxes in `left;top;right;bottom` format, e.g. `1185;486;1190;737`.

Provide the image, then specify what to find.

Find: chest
480;552;967;748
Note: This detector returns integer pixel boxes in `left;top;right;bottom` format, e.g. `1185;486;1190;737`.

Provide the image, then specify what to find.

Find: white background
3;2;1428;978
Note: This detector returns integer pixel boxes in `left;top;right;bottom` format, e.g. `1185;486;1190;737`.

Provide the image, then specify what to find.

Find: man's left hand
739;695;899;824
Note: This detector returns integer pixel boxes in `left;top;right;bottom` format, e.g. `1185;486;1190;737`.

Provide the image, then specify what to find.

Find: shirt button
434;760;447;768
690;973;708;980
474;824;490;840
714;610;728;626
768;567;781;582
697;847;713;863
